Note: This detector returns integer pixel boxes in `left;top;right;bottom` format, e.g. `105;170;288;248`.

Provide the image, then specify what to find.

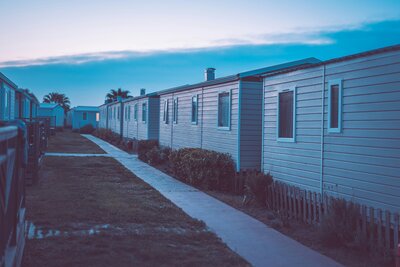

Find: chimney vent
204;68;216;81
140;88;146;96
116;96;122;102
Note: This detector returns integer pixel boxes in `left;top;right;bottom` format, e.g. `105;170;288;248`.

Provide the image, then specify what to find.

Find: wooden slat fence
0;126;26;267
267;181;400;257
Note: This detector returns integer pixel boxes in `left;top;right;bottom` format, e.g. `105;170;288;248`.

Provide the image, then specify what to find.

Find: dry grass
23;156;248;267
46;130;105;154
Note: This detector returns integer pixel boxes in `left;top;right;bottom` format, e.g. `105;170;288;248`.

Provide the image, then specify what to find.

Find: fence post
377;209;383;249
302;191;307;223
394;213;399;257
317;193;322;224
386;211;391;252
362;205;367;240
288;186;292;219
307;191;312;224
369;207;375;246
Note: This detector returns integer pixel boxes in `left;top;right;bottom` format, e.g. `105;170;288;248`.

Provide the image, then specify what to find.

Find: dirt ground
46;130;105;154
23;156;248;267
206;191;393;267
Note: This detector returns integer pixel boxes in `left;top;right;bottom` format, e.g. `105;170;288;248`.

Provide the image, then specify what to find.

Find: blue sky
1;1;400;106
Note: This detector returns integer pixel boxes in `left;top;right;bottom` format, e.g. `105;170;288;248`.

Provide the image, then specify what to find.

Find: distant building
38;103;65;128
69;106;99;130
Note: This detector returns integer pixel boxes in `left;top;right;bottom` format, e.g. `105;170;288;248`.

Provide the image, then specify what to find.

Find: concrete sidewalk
83;134;343;267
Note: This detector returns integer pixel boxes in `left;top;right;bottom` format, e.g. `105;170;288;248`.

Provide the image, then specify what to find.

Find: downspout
320;65;326;196
171;94;173;149
200;87;204;149
261;78;265;173
237;80;242;172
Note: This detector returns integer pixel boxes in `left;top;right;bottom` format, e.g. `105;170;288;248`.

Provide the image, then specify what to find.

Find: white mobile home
15;89;40;120
38;103;65;128
105;100;123;135
262;45;400;212
0;72;17;121
122;93;160;140
71;106;99;130
158;59;320;171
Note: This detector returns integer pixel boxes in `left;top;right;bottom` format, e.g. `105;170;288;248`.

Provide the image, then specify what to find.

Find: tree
43;92;71;113
106;88;131;102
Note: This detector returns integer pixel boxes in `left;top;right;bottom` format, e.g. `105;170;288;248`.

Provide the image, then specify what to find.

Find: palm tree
106;88;131;102
43;92;71;113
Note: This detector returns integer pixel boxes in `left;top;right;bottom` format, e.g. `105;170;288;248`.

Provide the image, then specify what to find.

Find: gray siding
107;102;122;135
159;81;241;170
148;97;160;140
240;81;263;170
122;97;159;140
98;105;108;129
262;49;400;212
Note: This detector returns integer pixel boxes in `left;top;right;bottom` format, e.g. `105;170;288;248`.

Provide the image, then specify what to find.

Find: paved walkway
45;152;112;157
82;134;343;267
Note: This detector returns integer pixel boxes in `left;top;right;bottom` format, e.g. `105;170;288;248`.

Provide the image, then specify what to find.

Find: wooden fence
0;126;26;267
267;181;399;256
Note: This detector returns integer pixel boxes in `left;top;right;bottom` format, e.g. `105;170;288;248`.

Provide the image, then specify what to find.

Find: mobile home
0;72;17;121
122;93;160;140
15;89;40;120
38;103;65;128
70;106;99;130
262;45;400;212
106;100;123;135
158;59;320;171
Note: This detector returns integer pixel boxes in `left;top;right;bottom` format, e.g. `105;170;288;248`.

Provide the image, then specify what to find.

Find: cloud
0;19;394;68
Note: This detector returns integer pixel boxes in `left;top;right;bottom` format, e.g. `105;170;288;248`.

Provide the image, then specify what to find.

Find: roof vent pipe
140;88;146;96
204;68;216;81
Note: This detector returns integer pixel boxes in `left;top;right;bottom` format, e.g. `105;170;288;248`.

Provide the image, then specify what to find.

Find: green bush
92;128;121;143
169;148;236;191
79;124;95;134
318;198;360;247
242;171;273;205
137;140;159;161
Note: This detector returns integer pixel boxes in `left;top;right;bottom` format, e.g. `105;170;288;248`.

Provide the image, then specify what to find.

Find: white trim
327;79;343;134
217;90;231;131
173;97;178;124
277;87;296;143
191;95;198;125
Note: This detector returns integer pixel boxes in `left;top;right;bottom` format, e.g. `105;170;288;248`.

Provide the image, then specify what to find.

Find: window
191;95;198;124
83;112;87;120
328;80;342;133
277;88;296;142
128;105;131;120
134;104;138;121
173;98;178;123
96;112;99;122
163;99;169;124
117;107;120;120
142;103;147;123
113;107;116;119
218;92;230;129
4;88;9;120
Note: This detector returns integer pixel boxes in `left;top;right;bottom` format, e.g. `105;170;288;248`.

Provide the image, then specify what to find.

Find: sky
1;0;400;106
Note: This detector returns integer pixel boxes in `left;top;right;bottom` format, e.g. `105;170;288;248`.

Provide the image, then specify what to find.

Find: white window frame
142;102;147;123
277;87;296;143
191;95;198;125
217;90;231;131
173;97;178;124
134;103;138;121
163;99;169;124
327;79;343;134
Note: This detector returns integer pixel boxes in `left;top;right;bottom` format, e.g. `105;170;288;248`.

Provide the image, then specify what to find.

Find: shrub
169;148;236;191
92;128;121;144
79;124;95;134
137;140;159;161
318;198;360;247
242;171;273;205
